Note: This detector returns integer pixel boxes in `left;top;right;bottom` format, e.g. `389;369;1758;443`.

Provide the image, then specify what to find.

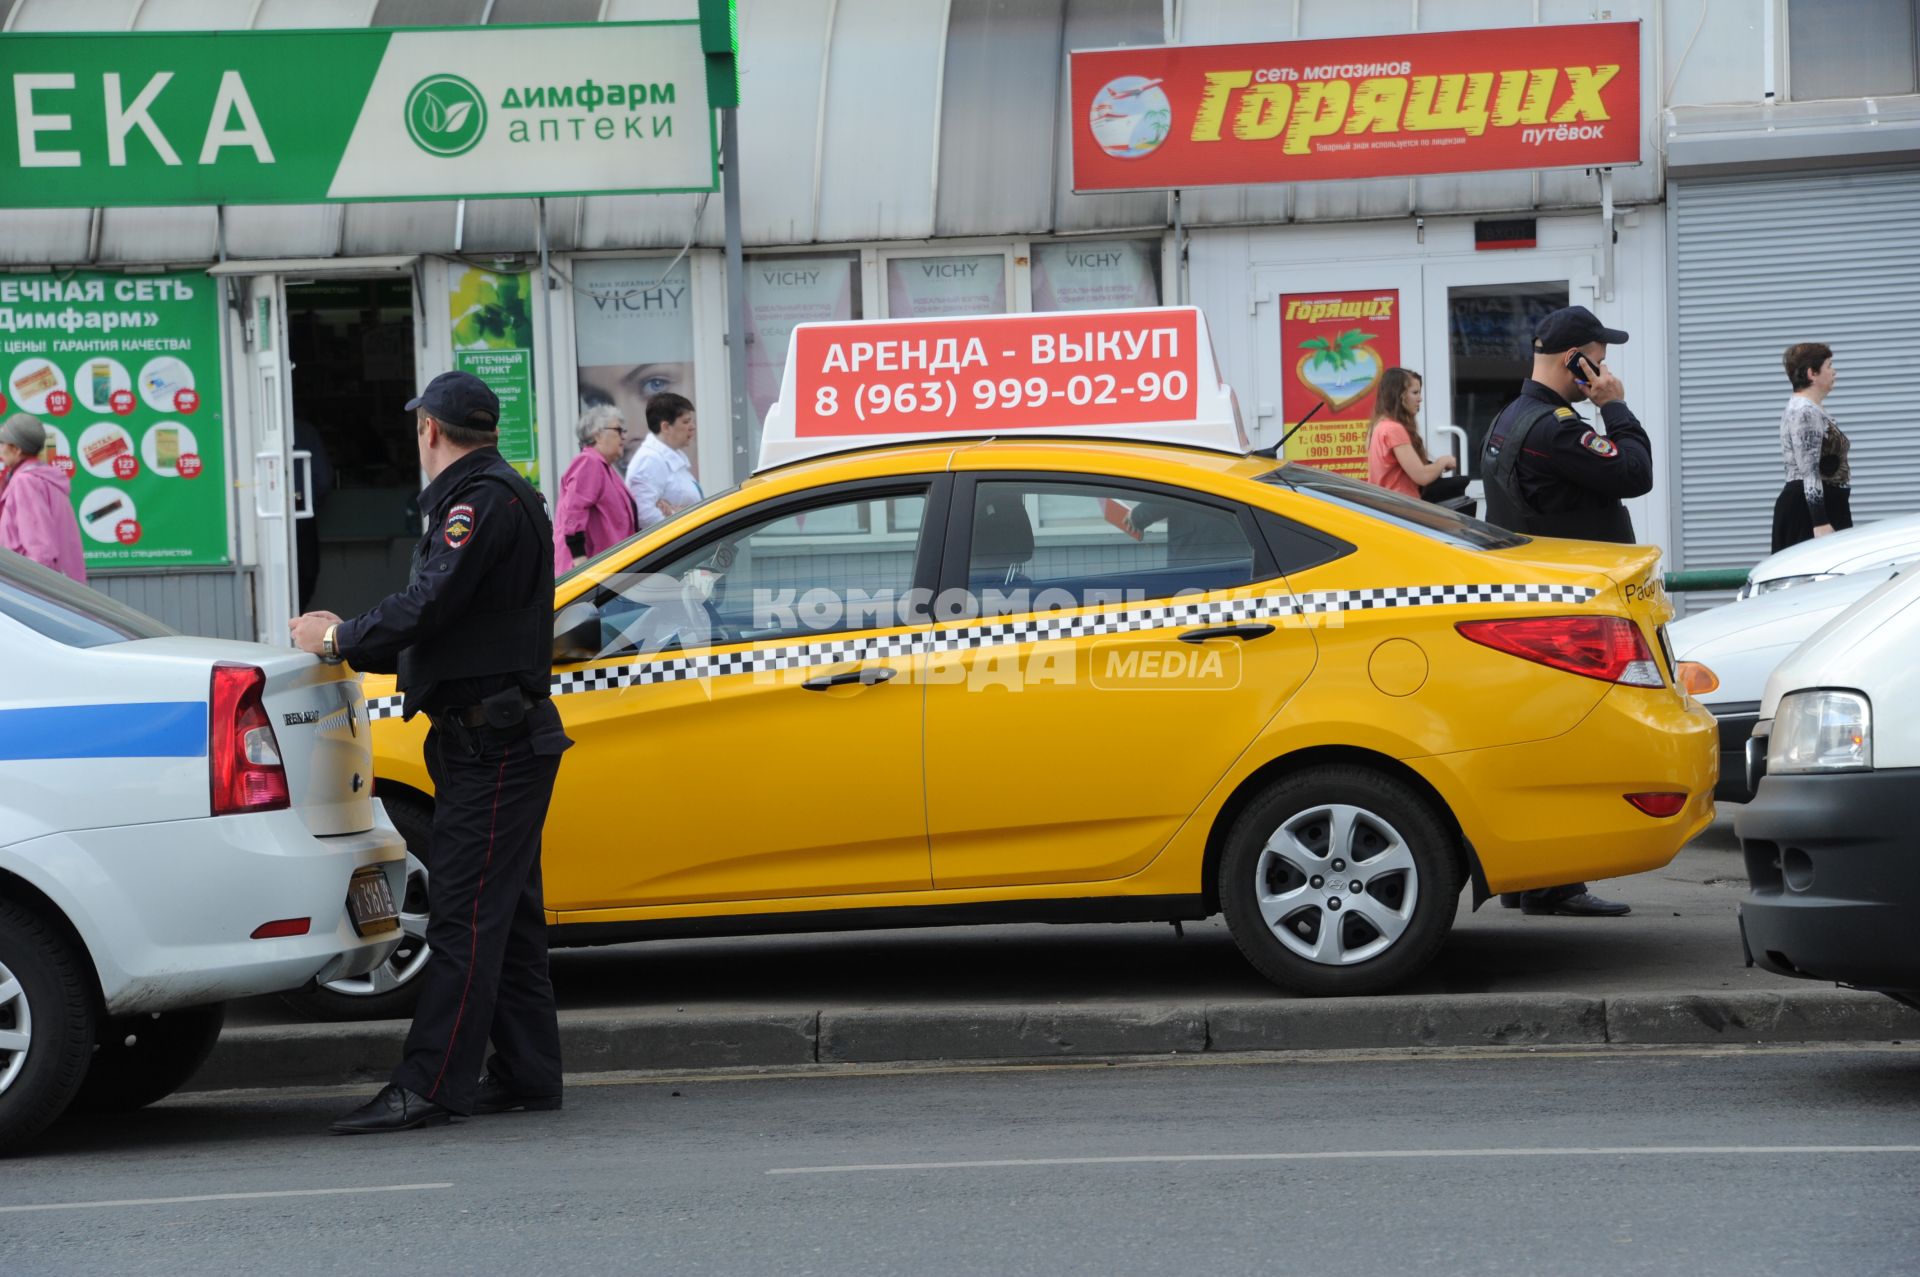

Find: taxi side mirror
552;599;601;664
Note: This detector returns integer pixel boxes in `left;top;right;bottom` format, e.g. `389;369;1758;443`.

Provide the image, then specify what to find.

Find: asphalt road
231;809;1798;1025
9;1043;1920;1275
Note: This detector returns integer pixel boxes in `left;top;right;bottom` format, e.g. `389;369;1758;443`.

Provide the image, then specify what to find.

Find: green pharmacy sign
0;22;718;208
0;271;229;567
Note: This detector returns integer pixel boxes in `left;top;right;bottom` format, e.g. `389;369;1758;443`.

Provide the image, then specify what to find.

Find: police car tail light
1455;616;1664;688
210;663;290;816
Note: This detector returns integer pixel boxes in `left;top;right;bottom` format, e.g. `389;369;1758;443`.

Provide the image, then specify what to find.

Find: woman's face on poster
579;361;694;462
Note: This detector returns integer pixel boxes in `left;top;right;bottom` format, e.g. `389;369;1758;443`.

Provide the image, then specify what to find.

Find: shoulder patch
1579;430;1619;458
443;502;476;548
1554;407;1577;419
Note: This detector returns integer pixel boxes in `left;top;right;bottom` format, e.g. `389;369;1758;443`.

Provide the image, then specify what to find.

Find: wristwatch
320;623;343;665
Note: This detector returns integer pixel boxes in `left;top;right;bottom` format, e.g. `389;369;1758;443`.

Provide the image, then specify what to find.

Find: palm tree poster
1278;290;1401;478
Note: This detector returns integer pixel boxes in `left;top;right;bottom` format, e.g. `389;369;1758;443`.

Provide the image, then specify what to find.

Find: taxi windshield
557;484;739;584
1260;463;1528;551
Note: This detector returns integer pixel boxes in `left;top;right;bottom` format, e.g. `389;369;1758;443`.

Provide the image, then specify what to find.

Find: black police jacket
337;447;554;720
1480;379;1652;545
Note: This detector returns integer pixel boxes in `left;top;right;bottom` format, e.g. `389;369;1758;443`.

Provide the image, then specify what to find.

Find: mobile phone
1564;351;1595;385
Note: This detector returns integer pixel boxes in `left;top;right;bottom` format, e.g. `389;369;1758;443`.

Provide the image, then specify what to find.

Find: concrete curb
188;990;1920;1093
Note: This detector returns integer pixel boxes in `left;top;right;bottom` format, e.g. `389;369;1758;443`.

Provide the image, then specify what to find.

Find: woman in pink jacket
0;414;86;584
554;404;639;573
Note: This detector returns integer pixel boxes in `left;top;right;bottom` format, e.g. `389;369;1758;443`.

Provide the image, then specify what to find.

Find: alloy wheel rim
0;957;30;1095
322;851;431;999
1255;802;1420;966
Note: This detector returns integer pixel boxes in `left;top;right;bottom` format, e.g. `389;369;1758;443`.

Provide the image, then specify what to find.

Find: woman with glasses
554;404;639;573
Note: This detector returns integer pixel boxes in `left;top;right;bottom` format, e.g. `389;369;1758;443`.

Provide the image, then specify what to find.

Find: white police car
0;554;407;1153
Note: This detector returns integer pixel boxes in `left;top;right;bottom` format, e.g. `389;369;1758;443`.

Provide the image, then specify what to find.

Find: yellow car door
923;469;1327;889
540;476;945;912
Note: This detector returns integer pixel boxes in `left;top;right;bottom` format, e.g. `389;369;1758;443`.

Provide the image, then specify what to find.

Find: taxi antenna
1253;401;1327;459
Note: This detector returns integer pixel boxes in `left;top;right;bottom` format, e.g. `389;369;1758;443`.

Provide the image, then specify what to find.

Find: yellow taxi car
318;306;1714;1015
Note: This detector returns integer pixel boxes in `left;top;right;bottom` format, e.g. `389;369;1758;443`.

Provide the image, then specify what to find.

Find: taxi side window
965;480;1262;607
590;488;930;656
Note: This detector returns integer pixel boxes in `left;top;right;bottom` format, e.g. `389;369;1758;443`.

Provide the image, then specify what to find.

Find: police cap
1532;305;1629;352
406;370;499;431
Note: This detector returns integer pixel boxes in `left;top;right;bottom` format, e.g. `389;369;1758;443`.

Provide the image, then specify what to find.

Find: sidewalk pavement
196;808;1920;1091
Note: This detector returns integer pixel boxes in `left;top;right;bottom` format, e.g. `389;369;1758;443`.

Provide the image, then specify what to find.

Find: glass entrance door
285;278;419;618
1419;254;1596;496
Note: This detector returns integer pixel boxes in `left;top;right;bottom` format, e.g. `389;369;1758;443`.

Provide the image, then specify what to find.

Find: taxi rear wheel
1220;765;1460;997
279;798;433;1022
0;900;96;1155
70;1004;226;1114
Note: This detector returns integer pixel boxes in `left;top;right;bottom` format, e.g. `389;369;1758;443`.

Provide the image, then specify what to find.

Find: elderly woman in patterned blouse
1772;342;1851;554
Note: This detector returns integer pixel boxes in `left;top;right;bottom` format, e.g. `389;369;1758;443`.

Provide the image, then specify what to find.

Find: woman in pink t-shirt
1364;368;1456;499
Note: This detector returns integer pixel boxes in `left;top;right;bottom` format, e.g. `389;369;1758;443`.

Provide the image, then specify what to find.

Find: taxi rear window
0;555;174;648
1259;464;1528;551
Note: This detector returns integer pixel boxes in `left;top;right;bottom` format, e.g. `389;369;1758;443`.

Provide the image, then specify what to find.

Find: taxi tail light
210;662;290;816
1625;792;1689;818
1455;616;1664;688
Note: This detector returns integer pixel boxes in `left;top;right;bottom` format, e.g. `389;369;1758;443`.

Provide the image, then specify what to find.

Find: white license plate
347;867;400;937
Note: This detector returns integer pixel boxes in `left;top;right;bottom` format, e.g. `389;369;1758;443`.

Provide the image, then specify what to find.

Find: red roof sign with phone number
760;308;1247;471
1070;21;1641;193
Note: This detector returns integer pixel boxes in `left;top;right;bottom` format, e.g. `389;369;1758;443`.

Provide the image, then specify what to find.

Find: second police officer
290;370;573;1133
1479;305;1649;919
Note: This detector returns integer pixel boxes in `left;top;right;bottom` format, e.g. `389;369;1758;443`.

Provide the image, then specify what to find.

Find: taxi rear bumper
1408;687;1718;895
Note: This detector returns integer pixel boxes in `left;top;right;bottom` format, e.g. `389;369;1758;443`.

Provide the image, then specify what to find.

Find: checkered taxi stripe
362;581;1598;721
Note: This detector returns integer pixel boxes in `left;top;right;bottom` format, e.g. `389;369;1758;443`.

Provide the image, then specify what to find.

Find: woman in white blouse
624;392;703;532
1772;342;1851;553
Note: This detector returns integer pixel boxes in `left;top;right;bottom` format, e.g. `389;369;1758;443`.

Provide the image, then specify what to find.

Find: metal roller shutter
1673;168;1920;583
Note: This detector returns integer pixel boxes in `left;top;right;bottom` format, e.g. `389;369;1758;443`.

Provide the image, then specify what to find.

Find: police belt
430;686;538;732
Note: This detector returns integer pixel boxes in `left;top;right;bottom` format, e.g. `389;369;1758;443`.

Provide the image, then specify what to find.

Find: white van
1736;563;1920;1011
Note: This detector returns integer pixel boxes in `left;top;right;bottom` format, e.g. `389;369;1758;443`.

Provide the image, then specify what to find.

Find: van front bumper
1736;769;1920;997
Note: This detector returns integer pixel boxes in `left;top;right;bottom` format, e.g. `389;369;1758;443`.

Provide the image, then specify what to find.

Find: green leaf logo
405;75;487;157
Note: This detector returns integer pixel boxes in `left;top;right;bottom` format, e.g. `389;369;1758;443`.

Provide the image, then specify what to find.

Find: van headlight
1767;689;1872;774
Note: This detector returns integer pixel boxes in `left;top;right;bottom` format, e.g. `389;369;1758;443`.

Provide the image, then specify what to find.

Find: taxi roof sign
757;305;1249;472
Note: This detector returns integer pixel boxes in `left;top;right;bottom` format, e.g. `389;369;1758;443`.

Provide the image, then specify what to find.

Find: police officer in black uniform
1480;305;1649;919
291;370;572;1133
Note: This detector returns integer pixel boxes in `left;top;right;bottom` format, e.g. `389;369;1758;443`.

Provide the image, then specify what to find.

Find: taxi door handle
1178;624;1275;643
802;665;899;691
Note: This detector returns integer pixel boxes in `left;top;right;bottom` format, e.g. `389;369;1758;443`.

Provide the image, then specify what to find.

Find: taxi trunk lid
1490;541;1678;678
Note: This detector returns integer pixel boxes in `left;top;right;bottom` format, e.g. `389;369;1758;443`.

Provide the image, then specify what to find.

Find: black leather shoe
472;1074;563;1115
1521;891;1631;918
329;1084;455;1135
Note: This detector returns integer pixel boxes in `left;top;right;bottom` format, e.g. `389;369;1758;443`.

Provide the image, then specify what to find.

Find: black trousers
392;716;564;1114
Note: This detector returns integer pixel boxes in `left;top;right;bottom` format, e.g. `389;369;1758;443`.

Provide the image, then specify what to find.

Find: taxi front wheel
1220;765;1460;997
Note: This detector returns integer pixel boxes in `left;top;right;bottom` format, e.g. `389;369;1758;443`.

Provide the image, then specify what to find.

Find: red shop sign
1070;21;1641;192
